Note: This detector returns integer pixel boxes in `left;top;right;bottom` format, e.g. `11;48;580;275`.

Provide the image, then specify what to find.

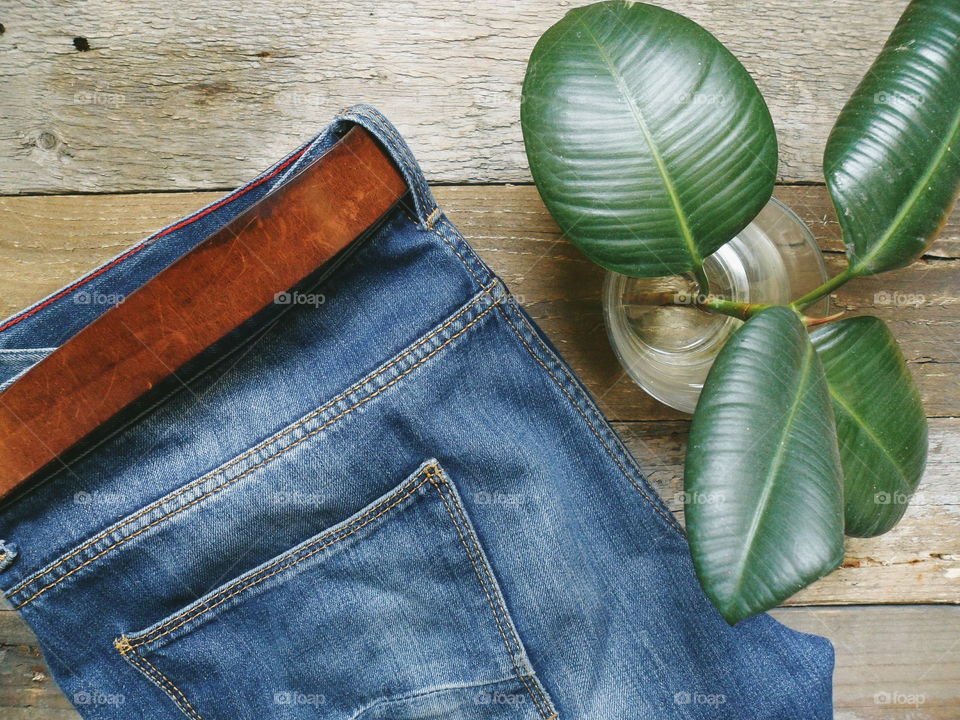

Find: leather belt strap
0;126;407;499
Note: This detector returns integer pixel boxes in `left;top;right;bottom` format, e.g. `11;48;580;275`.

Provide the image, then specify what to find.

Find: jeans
0;106;834;720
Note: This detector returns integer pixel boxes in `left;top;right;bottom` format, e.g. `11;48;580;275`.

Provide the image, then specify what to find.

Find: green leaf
685;307;844;624
520;0;777;278
811;316;928;537
824;0;960;277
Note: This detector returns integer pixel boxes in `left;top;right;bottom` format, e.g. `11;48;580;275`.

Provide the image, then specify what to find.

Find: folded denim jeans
0;106;834;720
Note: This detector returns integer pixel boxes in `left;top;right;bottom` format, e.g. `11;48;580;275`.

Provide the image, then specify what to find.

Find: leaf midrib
828;386;913;492
725;338;815;604
577;16;702;268
845;70;960;274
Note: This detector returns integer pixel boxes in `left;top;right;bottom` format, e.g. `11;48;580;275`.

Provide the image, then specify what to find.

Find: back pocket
115;460;557;720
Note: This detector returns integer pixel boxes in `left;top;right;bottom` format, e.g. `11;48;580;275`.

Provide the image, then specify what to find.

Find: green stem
621;290;768;321
790;267;857;311
701;297;772;321
693;264;711;297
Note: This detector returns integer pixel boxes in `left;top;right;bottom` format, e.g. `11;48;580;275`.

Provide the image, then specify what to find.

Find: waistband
0;107;497;593
0;105;443;354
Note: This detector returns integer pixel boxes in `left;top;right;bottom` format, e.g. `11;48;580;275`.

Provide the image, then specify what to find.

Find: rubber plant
521;0;960;623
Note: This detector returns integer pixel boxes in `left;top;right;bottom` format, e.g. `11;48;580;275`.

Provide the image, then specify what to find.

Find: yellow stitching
15;300;499;609
9;285;496;601
433;466;554;714
496;304;682;534
138;655;203;720
424;207;441;229
114;634;133;654
124;649;204;720
129;468;436;648
425;469;553;720
16;301;499;609
427;471;553;719
425;215;484;285
437;469;549;715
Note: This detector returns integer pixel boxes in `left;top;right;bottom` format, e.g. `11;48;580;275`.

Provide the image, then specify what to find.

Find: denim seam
495;302;684;535
117;465;555;719
10;292;504;608
433;217;492;285
427;467;556;719
352;108;434;221
6;283;496;601
120;647;205;720
122;465;437;649
351;676;549;720
403;211;482;287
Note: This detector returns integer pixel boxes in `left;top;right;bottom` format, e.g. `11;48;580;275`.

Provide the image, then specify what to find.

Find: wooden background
0;1;957;718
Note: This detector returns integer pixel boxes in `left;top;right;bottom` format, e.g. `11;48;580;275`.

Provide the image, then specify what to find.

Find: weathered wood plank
0;0;911;192
2;602;957;718
771;606;960;720
618;418;960;606
2;185;957;421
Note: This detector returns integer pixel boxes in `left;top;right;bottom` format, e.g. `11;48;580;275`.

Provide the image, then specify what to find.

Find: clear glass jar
603;198;830;414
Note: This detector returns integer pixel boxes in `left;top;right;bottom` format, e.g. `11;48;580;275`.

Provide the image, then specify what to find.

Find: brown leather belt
0;127;407;500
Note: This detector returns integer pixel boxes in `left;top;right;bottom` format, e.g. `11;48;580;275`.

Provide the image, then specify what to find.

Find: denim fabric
0;106;834;720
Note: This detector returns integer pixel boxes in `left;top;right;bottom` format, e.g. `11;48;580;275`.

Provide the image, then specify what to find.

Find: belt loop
333;105;441;230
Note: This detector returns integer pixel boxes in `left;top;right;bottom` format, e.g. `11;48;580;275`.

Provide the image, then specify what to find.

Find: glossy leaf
811;316;928;537
520;1;777;278
685;307;845;624
825;0;960;276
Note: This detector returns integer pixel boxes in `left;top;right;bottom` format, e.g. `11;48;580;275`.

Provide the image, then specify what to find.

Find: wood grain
618;418;960;606
1;601;956;719
0;184;957;608
0;0;911;192
3;185;958;420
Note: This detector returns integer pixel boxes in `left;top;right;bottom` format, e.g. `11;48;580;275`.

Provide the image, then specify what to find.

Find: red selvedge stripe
0;146;310;335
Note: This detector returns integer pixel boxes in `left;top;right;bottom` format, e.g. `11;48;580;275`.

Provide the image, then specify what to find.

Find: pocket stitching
8;282;497;604
425;468;556;720
12;292;502;609
117;463;557;720
121;466;437;650
123;648;205;720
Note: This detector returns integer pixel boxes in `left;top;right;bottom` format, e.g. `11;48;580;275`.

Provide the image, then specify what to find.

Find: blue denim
0;106;834;719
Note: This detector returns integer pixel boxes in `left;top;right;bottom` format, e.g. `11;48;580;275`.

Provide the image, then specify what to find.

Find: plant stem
790;267;857;311
693;264;711;297
701;297;772;321
621;291;769;321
